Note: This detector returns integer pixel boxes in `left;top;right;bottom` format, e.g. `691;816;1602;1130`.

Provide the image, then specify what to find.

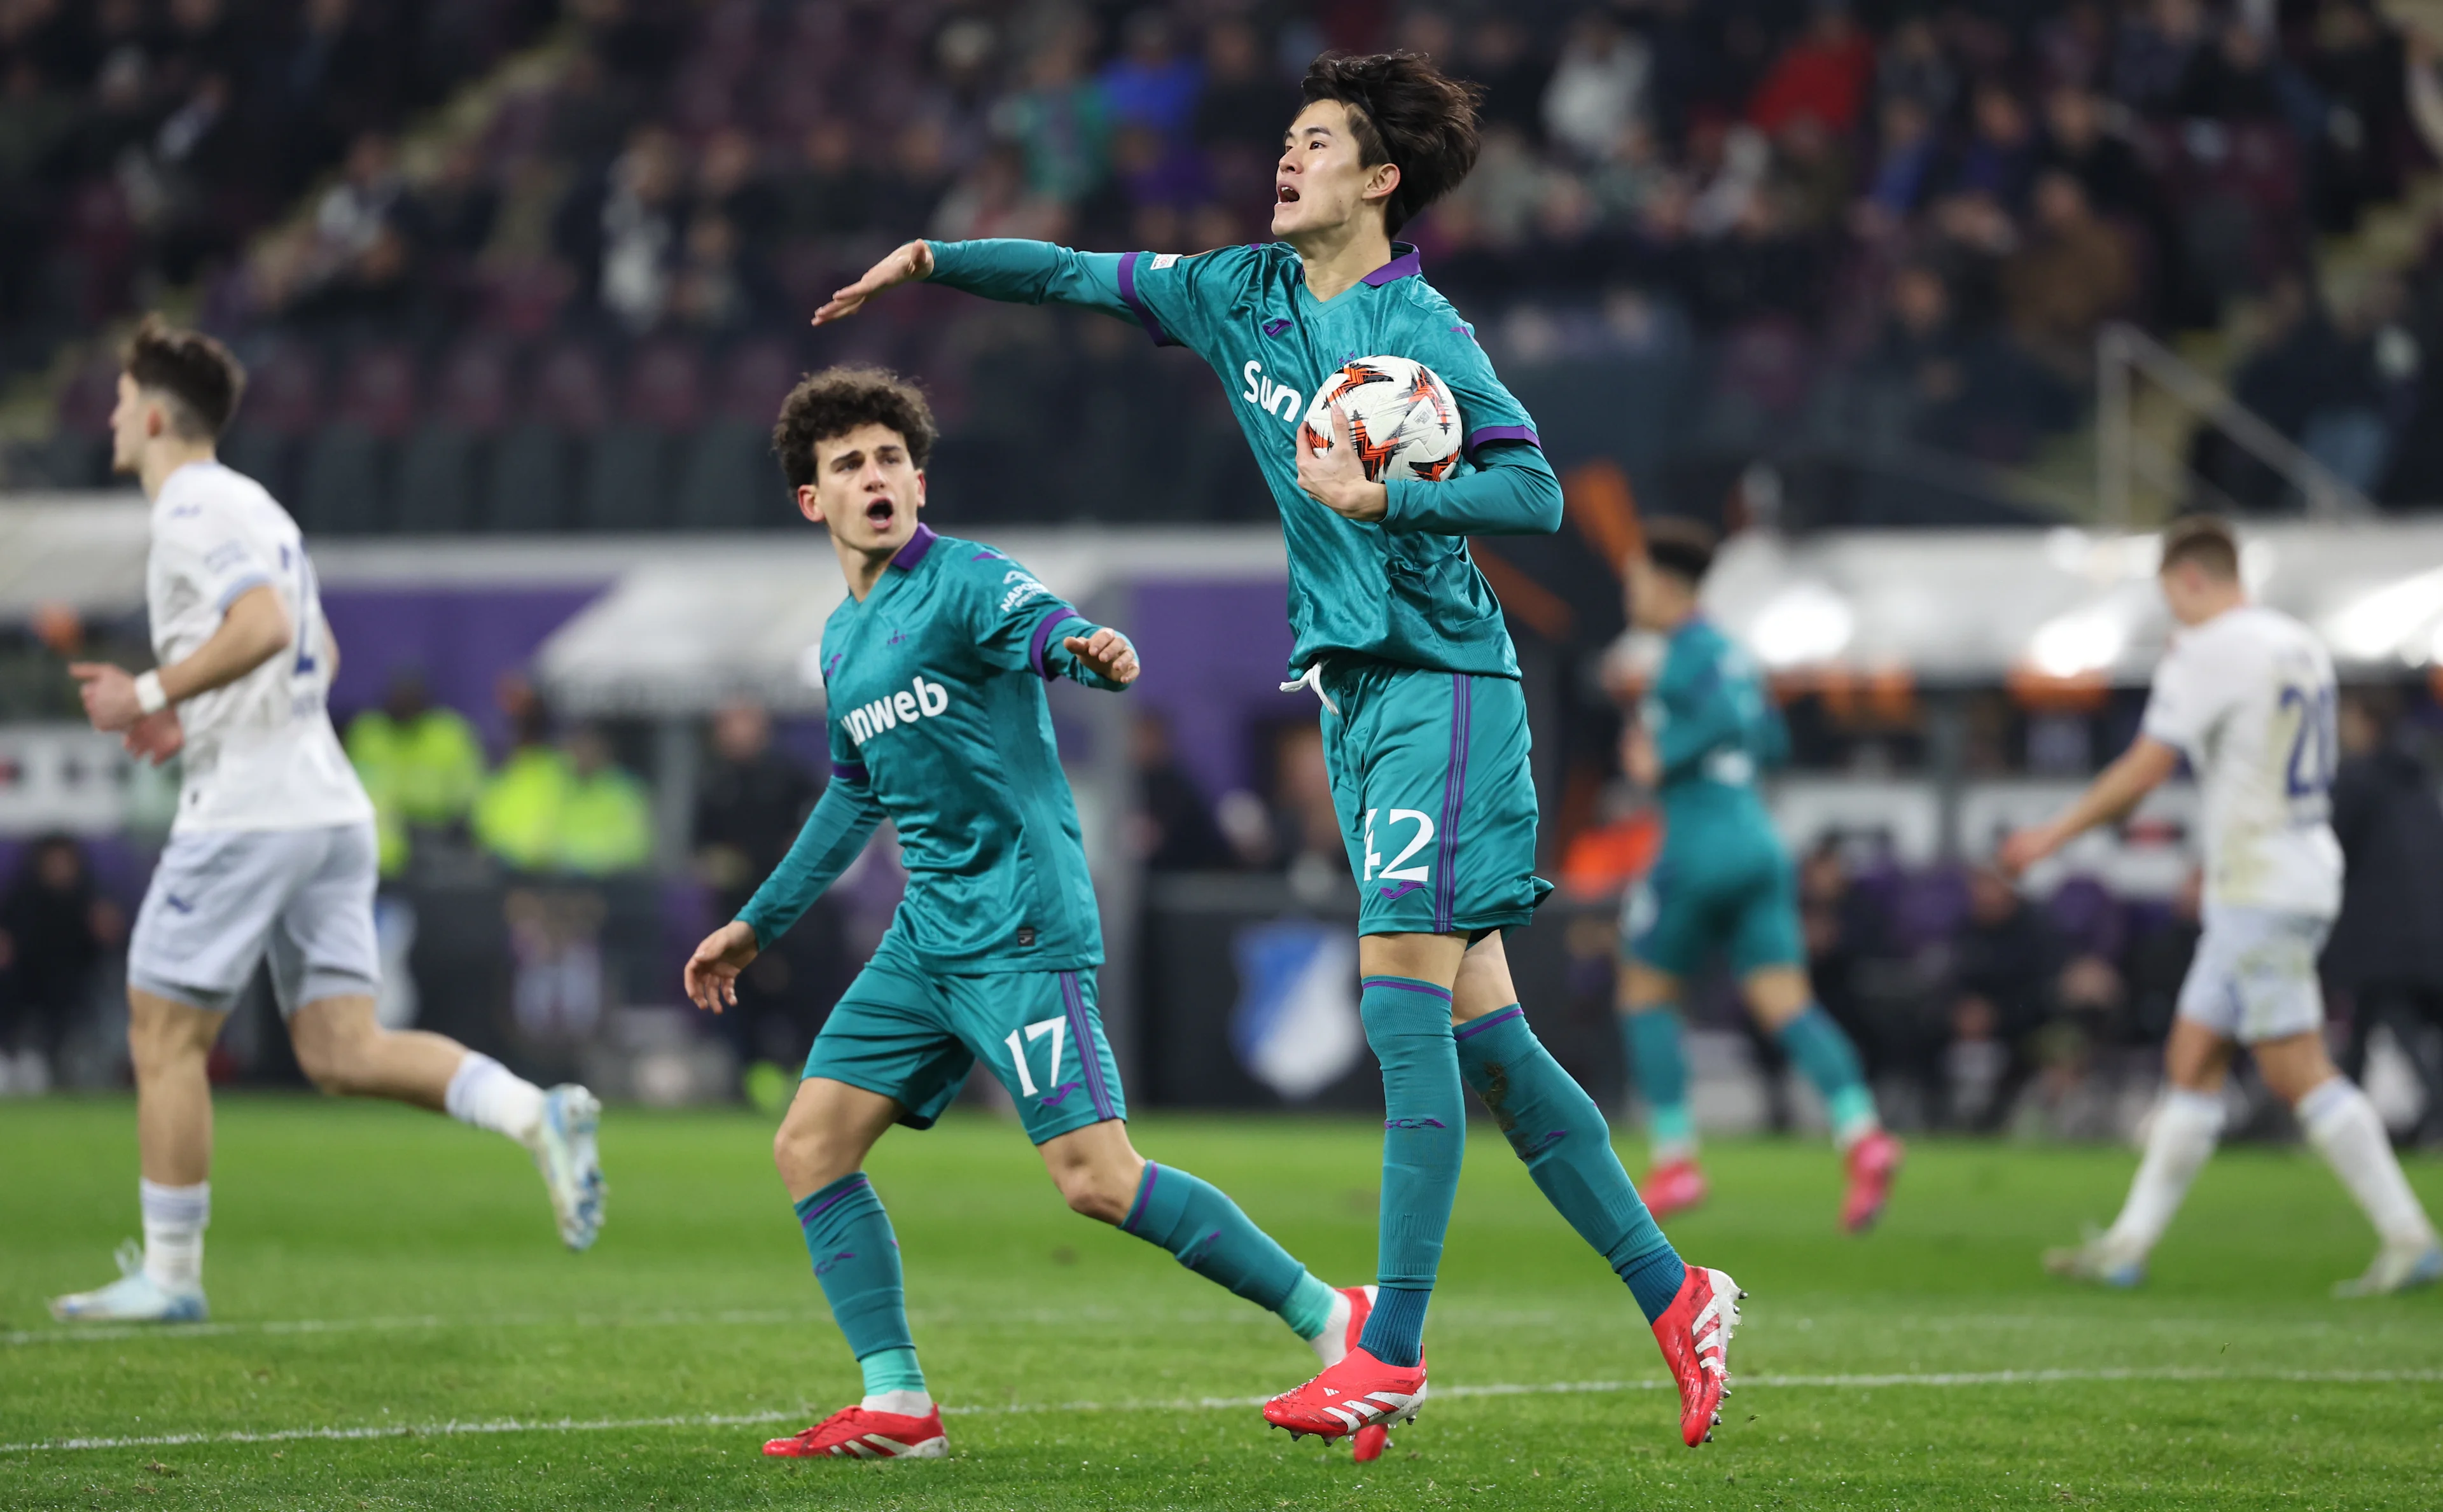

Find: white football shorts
2174;903;2332;1045
129;821;381;1016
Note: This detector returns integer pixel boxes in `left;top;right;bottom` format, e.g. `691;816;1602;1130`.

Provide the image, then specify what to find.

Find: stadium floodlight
2026;606;2127;679
1749;583;1855;668
2321;566;2443;665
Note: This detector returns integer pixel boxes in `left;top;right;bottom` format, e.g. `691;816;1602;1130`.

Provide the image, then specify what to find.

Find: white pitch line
3;1304;1577;1349
3;1367;2437;1457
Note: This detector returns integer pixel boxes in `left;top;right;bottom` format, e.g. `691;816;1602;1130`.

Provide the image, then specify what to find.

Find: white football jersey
146;460;373;835
2140;604;2342;917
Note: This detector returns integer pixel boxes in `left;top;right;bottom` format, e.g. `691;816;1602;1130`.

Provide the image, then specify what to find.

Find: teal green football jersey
1643;616;1790;842
926;239;1563;680
737;526;1118;973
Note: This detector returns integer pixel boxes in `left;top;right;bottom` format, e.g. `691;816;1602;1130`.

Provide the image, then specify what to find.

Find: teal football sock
1355;975;1465;1368
795;1174;921;1389
1777;1005;1880;1146
1622;1007;1696;1156
1459;1004;1686;1324
858;1346;926;1398
1119;1161;1324;1336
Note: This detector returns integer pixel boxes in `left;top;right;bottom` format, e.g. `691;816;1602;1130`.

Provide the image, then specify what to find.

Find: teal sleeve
924;240;1138;326
961;546;1130;691
734;777;886;949
1381;441;1563;535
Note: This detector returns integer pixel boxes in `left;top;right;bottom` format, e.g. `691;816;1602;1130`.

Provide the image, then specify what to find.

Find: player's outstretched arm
1998;735;2180;877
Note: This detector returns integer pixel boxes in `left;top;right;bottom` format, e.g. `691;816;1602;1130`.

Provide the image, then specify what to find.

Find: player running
2002;516;2441;1296
810;52;1740;1451
50;319;603;1326
683;367;1379;1462
1616;522;1903;1230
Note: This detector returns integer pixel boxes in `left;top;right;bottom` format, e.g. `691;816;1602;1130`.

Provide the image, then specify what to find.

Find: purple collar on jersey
889;523;938;570
1360;243;1424;286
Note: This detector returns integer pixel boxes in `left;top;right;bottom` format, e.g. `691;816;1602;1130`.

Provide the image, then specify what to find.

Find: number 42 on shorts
1362;807;1437;889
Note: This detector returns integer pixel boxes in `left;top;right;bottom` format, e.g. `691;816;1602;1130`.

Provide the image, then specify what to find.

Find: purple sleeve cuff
1463;424;1542;458
1027;607;1087;679
1115;252;1178;349
830;761;868;784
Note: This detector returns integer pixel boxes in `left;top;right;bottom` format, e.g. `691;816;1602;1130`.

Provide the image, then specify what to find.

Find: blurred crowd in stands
12;0;2443;517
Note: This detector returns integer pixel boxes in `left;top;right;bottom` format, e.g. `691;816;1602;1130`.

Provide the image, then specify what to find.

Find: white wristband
133;670;169;716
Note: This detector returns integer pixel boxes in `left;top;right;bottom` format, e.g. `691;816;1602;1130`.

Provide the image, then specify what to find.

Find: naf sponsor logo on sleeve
841;675;951;747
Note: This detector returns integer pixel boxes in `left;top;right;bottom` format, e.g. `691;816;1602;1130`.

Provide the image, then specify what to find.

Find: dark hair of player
122;315;246;440
772;365;939;489
2158;514;2239;581
1300;51;1484;235
1642;517;1718;586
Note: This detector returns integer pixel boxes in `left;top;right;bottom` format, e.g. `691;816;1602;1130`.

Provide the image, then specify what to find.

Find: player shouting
2003;517;2441;1295
1616;521;1903;1230
811;52;1740;1450
683;368;1377;1462
51;319;602;1326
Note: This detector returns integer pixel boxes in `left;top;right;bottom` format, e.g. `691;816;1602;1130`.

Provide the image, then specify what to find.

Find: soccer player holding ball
683;369;1377;1460
813;52;1740;1450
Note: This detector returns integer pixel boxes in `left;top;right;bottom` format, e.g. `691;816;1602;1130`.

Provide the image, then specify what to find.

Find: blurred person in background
694;699;830;1079
471;683;657;880
0;833;125;1093
1129;710;1232;873
1942;864;2063;1132
345;668;485;878
2325;688;2443;1144
555;725;653;879
1799;838;1896;1088
2005;517;2440;1295
1617;520;1902;1229
474;677;567;874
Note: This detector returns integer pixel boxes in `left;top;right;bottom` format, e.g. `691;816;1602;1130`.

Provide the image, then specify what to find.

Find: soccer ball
1300;356;1463;483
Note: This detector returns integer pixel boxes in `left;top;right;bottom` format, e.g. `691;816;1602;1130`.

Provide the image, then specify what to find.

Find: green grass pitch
3;1096;2439;1509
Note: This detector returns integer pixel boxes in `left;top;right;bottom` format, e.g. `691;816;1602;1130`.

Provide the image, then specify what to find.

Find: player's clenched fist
683;919;761;1013
1064;627;1141;686
812;240;935;326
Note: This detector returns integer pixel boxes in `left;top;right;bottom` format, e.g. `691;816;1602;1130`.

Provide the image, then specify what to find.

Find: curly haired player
684;366;1375;1461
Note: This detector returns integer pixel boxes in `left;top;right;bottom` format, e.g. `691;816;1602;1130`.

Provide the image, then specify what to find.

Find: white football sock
444;1053;548;1146
2297;1078;2439;1249
139;1179;209;1291
2104;1088;2224;1259
861;1390;933;1417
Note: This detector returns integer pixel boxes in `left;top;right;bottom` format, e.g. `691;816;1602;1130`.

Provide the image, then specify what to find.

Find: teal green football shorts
804;943;1125;1144
1623;822;1805;980
1313;654;1554;938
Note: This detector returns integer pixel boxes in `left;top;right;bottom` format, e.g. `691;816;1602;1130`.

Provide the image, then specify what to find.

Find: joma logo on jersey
1239;360;1304;424
841;676;950;746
